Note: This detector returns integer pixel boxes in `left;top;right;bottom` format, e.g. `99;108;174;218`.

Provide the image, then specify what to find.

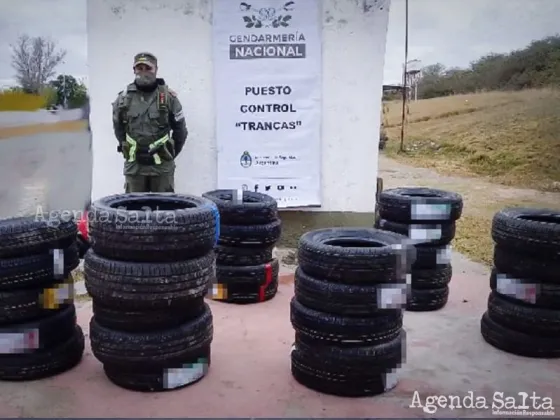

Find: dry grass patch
384;89;560;191
452;198;560;266
72;267;84;283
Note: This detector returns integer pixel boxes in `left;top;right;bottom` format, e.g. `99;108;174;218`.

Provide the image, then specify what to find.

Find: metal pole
62;74;67;109
399;0;409;153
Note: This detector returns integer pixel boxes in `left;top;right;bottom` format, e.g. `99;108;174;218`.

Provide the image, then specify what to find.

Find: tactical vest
118;84;174;165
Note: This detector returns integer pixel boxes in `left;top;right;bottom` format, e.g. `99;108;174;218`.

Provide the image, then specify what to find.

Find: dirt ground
378;153;560;265
383;89;560;192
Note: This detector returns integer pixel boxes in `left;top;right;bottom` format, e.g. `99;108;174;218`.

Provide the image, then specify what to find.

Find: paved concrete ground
1;254;558;418
1;131;558;417
0;132;91;220
0;110;83;128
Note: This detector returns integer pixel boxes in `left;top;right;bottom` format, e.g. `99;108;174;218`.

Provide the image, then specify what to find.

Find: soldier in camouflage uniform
112;52;188;192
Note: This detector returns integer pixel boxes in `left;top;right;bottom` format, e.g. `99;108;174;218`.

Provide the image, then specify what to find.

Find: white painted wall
88;0;390;212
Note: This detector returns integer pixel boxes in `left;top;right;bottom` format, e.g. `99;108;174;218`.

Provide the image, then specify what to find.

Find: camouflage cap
133;52;157;68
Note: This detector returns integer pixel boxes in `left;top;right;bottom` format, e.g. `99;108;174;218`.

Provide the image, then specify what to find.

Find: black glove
117;144;122;153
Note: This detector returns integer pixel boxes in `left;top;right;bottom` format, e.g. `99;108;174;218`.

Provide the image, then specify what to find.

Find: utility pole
399;0;409;153
61;60;68;109
62;74;67;109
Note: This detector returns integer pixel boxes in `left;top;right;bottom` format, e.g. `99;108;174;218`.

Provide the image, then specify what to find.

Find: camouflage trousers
124;173;175;193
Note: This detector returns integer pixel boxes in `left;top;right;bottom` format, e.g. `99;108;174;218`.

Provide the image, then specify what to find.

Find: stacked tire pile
290;228;411;396
375;187;463;311
0;215;84;381
84;193;219;391
481;207;560;358
202;190;281;304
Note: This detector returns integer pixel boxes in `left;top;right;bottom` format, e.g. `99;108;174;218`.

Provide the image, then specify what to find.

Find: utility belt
123;133;174;165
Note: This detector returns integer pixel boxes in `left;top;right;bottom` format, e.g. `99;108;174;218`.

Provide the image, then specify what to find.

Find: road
378;154;560;212
0;131;92;220
1;134;557;224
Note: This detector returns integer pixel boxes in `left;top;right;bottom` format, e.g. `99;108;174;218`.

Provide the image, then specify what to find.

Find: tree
70;82;88;109
10;35;66;94
421;63;446;78
415;35;560;99
49;74;88;108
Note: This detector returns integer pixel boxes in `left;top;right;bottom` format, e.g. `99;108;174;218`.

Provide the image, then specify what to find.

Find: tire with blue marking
202;190;278;225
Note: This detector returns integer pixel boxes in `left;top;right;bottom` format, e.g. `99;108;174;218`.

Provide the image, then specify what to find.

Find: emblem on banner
240;151;252;168
239;1;294;28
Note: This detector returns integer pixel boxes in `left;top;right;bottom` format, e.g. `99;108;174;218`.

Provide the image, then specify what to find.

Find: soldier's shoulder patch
168;88;177;97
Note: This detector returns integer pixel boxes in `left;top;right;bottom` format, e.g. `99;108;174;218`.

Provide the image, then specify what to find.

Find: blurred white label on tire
0;329;39;354
378;284;407;309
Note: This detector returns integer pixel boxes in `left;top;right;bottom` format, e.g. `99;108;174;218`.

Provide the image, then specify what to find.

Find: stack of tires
84;193;219;391
481;207;560;358
0;215;84;380
202;190;281;304
375;187;463;311
290;228;411;396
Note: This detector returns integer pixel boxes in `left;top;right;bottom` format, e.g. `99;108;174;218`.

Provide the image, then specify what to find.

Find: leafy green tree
49;74;88;109
416;35;560;99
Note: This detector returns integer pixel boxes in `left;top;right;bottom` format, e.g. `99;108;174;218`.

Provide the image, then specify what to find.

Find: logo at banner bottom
240;151;252;168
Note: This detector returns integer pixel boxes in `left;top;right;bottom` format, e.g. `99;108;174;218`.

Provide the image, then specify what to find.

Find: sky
0;0;559;87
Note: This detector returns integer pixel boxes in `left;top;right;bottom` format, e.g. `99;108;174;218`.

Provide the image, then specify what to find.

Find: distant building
383;84;411;94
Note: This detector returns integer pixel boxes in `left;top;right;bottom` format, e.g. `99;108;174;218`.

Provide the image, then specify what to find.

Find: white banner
212;0;322;207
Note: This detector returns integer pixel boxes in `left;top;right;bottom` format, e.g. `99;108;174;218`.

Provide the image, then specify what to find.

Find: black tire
375;218;456;246
0;243;79;291
406;287;449;311
77;234;90;259
290;297;402;345
103;345;210;392
493;244;558;284
413;244;452;268
480;311;560;358
487;291;560;337
202;190;278;225
0;325;84;380
0;215;77;259
218;219;281;247
84;249;214;310
378;187;463;223
209;273;278;304
88;193;218;262
297;228;412;284
489;268;560;310
90;303;213;369
215;244;274;266
215;259;279;285
291;330;405;397
491;208;560;260
0;304;76;353
410;265;452;290
294;267;407;315
92;298;206;332
0;278;74;325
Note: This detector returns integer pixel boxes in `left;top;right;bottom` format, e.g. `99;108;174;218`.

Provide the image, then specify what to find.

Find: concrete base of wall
278;211;375;247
